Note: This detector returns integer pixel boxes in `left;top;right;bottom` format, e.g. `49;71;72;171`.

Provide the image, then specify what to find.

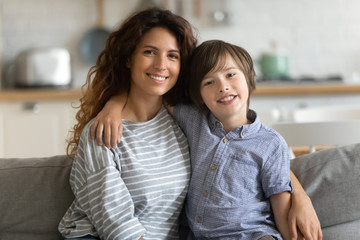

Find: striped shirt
59;106;191;240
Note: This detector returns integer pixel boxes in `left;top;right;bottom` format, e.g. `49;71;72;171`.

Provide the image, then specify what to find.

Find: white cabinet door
0;100;78;158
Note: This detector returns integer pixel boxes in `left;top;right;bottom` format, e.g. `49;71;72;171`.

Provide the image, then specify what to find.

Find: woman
59;8;197;239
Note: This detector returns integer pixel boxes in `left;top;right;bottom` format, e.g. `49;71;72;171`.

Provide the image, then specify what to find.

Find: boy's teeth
150;75;166;81
220;96;235;102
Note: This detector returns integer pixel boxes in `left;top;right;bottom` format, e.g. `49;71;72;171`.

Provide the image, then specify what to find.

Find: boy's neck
215;114;251;133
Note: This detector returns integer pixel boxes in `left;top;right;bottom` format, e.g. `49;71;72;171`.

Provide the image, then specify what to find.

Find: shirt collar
207;109;262;139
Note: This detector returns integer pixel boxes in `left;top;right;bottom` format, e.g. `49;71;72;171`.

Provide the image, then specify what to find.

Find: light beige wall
1;0;360;87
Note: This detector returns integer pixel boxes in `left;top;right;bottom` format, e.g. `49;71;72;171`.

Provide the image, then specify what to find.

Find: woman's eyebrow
142;45;180;53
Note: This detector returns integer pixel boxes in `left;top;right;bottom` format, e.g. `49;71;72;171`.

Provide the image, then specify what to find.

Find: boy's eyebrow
222;67;239;71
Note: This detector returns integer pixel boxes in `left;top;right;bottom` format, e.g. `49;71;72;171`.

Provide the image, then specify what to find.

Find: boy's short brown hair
186;40;256;112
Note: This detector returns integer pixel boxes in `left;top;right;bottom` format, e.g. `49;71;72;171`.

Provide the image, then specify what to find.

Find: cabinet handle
22;102;40;113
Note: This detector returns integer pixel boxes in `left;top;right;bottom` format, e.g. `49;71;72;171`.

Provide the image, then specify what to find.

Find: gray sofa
1;143;359;240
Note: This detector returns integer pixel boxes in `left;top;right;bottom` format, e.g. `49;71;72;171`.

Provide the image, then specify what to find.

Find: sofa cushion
0;155;74;240
290;143;360;239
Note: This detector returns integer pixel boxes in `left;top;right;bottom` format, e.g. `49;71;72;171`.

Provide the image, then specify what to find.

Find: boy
172;40;292;239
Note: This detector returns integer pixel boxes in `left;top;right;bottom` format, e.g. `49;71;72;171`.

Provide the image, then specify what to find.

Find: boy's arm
90;93;127;148
270;192;292;240
289;171;323;240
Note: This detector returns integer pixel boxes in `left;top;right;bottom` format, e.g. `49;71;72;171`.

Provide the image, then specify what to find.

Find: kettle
258;42;289;79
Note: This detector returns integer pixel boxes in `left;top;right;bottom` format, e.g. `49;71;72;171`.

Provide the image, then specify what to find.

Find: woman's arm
73;125;146;239
91;94;174;148
289;171;323;240
90;94;127;148
270;192;292;240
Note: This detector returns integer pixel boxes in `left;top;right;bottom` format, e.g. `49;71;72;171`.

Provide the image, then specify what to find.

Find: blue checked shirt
174;104;292;240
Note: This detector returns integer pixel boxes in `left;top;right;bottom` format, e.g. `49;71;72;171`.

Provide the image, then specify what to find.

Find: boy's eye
203;80;213;86
227;73;236;78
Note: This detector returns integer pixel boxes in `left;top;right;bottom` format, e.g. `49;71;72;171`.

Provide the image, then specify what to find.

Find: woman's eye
144;50;155;55
168;53;180;60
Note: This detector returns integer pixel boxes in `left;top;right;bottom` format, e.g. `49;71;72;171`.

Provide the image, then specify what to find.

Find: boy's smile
218;95;237;104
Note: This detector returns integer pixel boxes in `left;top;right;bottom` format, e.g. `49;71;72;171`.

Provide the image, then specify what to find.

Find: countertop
1;82;360;102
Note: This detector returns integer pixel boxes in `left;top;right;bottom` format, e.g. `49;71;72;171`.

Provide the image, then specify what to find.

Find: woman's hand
289;171;323;240
90;94;127;148
288;193;322;240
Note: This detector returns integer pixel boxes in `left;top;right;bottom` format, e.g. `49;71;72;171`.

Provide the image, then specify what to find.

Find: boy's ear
126;59;131;68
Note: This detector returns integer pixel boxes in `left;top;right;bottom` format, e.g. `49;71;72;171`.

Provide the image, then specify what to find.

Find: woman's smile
147;73;168;82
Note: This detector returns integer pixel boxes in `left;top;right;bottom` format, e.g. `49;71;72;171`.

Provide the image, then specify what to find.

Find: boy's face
200;55;249;125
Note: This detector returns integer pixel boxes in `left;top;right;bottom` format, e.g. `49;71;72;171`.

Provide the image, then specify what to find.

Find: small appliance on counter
14;48;72;88
258;41;289;79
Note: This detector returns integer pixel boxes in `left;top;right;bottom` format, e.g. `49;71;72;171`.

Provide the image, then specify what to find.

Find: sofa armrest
290;143;360;239
0;155;74;240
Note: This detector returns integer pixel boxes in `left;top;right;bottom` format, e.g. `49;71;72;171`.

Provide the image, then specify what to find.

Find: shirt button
242;131;246;137
211;164;217;170
196;216;202;223
216;122;221;127
203;191;208;197
223;138;229;143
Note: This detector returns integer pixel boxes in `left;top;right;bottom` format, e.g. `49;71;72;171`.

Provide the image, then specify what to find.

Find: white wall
1;0;360;87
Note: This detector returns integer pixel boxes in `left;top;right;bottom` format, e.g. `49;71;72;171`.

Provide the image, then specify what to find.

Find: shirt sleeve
261;134;293;198
70;121;146;240
173;104;198;135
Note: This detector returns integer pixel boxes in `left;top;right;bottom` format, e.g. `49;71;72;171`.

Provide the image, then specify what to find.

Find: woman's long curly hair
67;8;198;158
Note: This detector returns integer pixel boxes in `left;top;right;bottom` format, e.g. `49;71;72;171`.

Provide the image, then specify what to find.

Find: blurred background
1;0;360;87
1;0;360;157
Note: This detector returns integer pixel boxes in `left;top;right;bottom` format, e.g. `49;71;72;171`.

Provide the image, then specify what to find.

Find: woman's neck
122;93;163;122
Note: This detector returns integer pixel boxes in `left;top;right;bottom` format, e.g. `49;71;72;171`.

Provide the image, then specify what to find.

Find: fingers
90;119;99;141
90;117;123;149
318;229;323;240
289;218;298;240
297;221;322;240
103;122;112;149
110;121;120;148
95;122;105;146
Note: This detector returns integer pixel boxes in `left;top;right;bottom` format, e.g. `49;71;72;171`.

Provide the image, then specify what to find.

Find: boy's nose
219;86;230;92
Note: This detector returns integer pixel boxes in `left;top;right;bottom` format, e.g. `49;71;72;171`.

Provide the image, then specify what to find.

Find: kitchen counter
254;82;360;96
0;88;83;102
1;82;360;101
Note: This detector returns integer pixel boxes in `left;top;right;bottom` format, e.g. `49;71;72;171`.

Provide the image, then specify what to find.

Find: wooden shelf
254;83;360;96
0;88;83;102
1;83;360;102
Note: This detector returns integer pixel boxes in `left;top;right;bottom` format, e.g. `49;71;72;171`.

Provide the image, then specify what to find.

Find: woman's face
127;27;181;99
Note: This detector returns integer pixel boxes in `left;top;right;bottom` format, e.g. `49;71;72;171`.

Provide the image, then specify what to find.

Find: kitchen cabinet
0;100;78;158
1;83;360;157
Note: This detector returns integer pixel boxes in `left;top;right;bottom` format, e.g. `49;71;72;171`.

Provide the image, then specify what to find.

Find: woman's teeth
149;74;166;81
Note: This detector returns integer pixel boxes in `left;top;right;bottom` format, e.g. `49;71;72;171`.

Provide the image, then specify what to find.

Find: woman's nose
154;55;166;70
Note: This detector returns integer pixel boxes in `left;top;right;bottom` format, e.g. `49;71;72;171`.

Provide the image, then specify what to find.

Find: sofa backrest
290;143;360;239
0;144;359;240
0;155;74;240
